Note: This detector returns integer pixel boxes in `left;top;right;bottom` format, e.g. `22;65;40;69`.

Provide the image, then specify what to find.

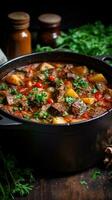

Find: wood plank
16;167;112;200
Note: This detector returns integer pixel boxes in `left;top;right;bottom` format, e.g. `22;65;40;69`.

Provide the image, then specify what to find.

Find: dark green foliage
35;21;112;57
0;151;35;200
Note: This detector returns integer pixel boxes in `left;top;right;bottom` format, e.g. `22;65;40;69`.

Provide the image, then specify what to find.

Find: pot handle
0;49;7;66
100;56;112;64
0;114;21;126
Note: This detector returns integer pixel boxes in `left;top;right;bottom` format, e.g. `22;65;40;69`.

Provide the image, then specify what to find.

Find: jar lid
38;13;61;28
8;11;30;30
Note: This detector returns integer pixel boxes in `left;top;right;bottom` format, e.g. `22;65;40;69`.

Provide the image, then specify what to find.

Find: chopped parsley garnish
34;112;39;119
13;107;18;112
0;98;4;104
35;92;47;103
65;96;75;105
91;87;97;94
39;111;49;119
62;111;68;116
56;78;63;87
9;88;18;95
34;111;49;119
76;88;81;94
43;69;49;78
28;89;47;104
23;115;30;120
0;83;8;90
73;77;89;89
0;95;6;104
15;93;23;99
18;106;23;111
32;87;38;92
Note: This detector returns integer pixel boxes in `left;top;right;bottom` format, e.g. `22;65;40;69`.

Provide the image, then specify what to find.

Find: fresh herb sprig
0;150;35;200
35;21;112;57
90;168;102;180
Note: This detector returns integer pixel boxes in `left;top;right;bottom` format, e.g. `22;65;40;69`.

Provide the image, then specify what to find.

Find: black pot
0;51;112;173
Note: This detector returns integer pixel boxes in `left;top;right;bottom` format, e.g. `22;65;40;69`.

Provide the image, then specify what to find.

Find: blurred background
0;0;111;53
0;0;111;28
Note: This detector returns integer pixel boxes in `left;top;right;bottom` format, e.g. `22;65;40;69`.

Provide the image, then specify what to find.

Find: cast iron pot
0;51;112;173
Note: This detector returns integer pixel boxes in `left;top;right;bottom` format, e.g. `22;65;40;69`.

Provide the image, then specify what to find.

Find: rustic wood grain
16;167;112;200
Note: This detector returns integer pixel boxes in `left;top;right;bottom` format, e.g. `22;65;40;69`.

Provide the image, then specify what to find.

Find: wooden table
16;166;112;200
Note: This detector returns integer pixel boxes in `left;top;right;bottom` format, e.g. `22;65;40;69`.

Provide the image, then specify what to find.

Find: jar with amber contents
7;12;32;59
38;13;62;48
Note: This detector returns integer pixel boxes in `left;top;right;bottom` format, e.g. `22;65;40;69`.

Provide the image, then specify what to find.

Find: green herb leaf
35;21;112;58
35;92;47;103
80;180;88;185
0;150;35;199
9;88;18;95
39;111;49;119
12;182;33;196
56;78;63;87
91;87;97;94
0;98;4;104
0;83;8;90
15;93;23;99
23;115;30;120
73;77;89;89
91;168;101;180
65;96;75;105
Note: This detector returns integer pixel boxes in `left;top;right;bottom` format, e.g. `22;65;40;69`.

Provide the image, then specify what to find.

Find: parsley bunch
35;21;112;56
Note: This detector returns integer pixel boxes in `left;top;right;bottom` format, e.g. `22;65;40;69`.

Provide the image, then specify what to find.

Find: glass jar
7;11;32;59
37;13;62;48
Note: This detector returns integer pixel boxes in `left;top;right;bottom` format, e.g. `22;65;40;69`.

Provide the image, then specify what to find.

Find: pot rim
0;106;112;128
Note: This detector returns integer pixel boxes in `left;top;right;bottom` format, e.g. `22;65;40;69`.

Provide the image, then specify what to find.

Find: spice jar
7;11;32;59
37;13;62;48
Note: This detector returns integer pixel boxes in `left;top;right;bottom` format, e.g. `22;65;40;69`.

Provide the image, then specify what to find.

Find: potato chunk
5;74;23;86
40;62;54;71
52;117;67;124
72;66;88;75
82;97;95;105
89;74;107;83
65;88;79;98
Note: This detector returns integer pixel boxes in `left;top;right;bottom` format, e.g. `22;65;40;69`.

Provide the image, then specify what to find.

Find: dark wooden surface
16;166;112;200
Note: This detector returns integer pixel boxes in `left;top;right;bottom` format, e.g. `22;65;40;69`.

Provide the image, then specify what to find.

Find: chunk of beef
0;90;8;96
67;73;76;79
96;82;107;93
64;64;74;71
48;103;66;116
58;64;74;78
6;94;14;105
57;85;65;102
89;107;107;118
17;64;39;78
71;99;87;116
20;96;29;109
41;104;51;112
35;71;45;80
53;84;65;103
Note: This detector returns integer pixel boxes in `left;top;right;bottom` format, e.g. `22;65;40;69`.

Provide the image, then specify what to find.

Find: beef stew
0;62;112;124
